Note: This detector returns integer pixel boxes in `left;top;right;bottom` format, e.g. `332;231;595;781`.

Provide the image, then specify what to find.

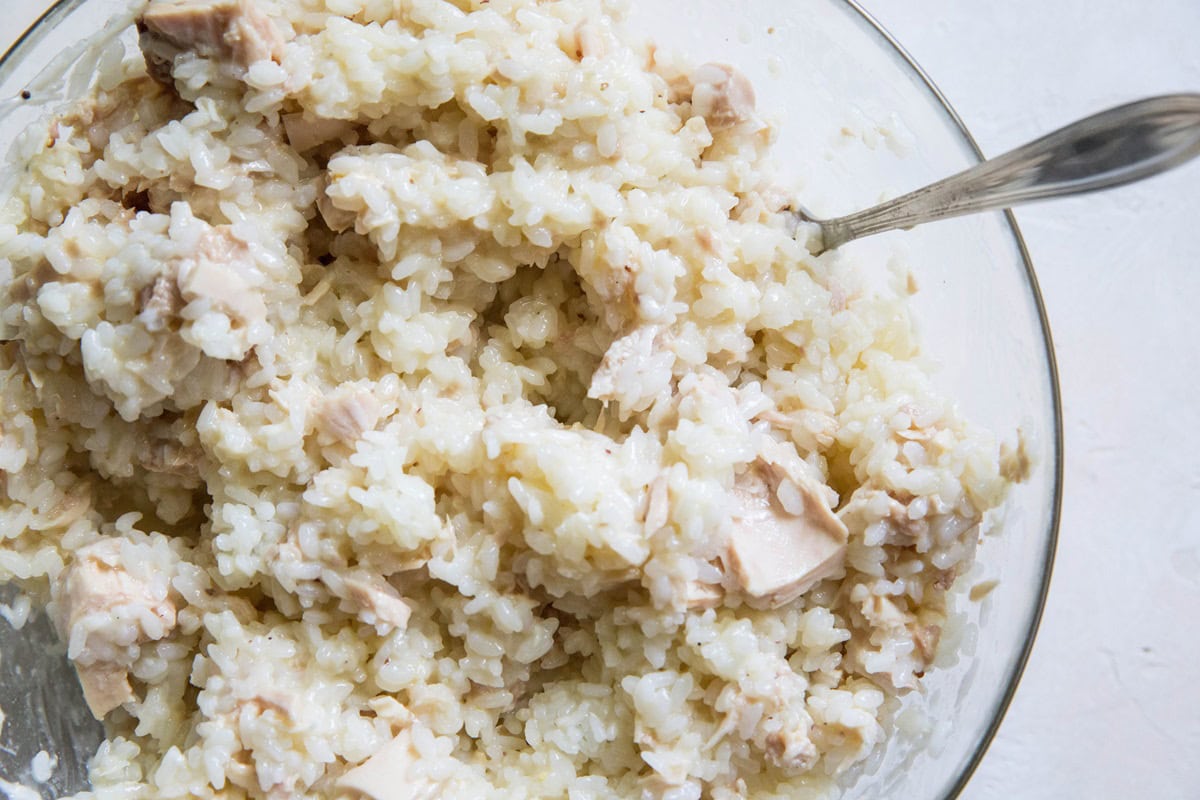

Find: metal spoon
794;94;1200;254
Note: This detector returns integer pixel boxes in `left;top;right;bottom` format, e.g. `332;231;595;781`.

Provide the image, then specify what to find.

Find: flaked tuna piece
322;570;412;634
137;274;183;333
726;460;848;607
683;580;723;610
281;113;356;154
689;63;756;130
54;538;177;718
29;484;92;531
342;574;412;631
316;386;382;443
138;0;286;83
754;407;838;453
848;591;944;690
912;622;942;664
177;226;268;360
317;175;356;233
75;663;137;721
337;727;446;800
708;667;819;773
588;325;674;416
137;438;202;478
838;487;979;553
860;594;909;634
765;725;819;772
343;575;412;633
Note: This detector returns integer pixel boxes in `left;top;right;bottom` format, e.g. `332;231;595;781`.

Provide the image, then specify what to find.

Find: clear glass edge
0;0;90;91
837;3;1064;799
0;1;1065;798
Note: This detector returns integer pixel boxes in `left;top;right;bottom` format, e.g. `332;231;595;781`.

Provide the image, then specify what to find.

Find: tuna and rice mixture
0;0;1022;797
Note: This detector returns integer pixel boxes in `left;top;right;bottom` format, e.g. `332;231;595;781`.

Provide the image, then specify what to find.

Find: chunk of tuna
281;114;356;154
139;0;286;83
683;580;723;610
765;726;819;772
177;226;268;360
343;574;412;632
689;63;756;130
316;387;382;443
55;538;177;718
848;591;944;691
76;663;136;721
709;665;818;773
337;728;446;800
137;274;183;333
136;438;202;478
726;461;847;607
322;569;412;634
588;325;674;416
912;623;942;663
317;176;357;232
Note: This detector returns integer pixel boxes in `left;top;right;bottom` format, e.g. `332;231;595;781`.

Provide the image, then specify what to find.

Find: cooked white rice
0;0;1018;797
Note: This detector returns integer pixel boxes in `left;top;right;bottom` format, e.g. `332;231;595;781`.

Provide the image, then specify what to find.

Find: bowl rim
0;2;1063;798
0;0;92;90
839;3;1063;797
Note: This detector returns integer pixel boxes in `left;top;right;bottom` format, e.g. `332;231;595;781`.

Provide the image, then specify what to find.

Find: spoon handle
814;94;1200;252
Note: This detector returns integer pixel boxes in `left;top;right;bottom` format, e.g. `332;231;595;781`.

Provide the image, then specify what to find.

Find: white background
3;2;1199;799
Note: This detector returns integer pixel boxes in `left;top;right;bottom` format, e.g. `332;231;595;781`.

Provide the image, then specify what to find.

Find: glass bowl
0;1;1061;798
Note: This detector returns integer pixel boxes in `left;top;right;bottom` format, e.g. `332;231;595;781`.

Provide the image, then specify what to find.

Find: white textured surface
3;2;1199;798
869;3;1200;799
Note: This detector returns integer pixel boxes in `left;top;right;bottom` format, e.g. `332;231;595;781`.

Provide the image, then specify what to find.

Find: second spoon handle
813;93;1200;252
